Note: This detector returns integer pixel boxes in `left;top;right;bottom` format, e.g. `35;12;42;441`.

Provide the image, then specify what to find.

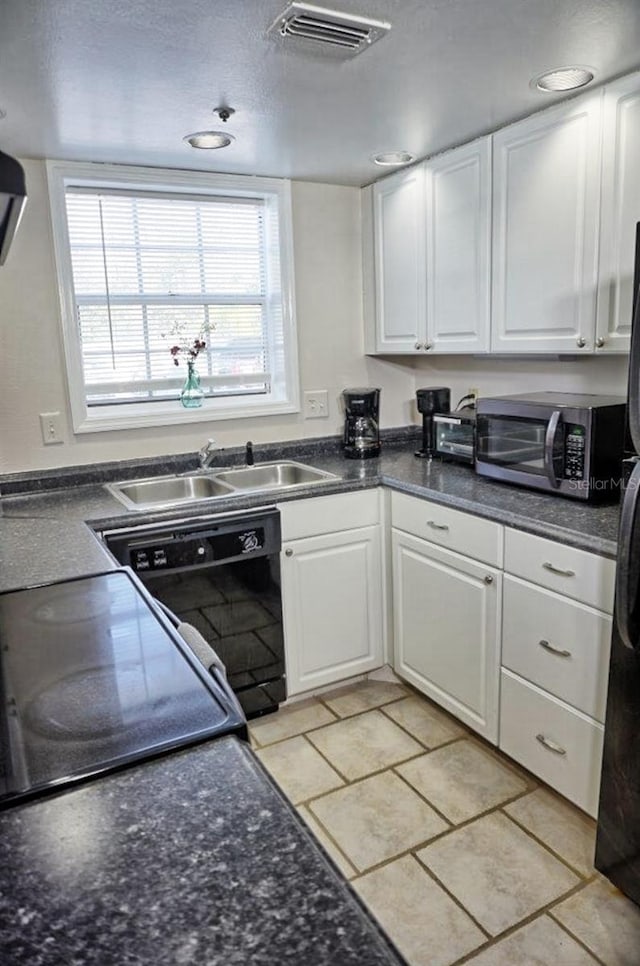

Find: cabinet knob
285;548;293;557
576;336;587;348
595;337;605;348
414;342;423;350
424;342;433;351
484;574;494;585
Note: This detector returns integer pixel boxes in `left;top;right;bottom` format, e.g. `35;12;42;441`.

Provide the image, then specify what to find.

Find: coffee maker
342;388;381;459
415;387;450;459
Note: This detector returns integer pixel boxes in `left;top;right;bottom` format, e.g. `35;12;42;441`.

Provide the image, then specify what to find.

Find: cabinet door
491;94;602;353
392;528;501;743
282;525;384;695
372;164;427;352
596;72;640;354
425;138;491;353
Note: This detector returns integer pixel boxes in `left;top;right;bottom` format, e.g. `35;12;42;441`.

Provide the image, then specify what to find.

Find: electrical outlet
468;386;479;403
304;390;329;419
39;411;65;445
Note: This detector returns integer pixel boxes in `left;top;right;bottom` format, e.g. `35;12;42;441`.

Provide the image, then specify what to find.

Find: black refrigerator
595;223;640;904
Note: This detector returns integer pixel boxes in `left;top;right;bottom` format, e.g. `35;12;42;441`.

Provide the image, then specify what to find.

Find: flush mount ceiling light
184;131;235;149
184;105;236;150
372;151;414;167
533;66;595;92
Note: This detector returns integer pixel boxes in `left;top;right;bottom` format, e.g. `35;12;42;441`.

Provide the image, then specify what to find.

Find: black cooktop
0;569;246;808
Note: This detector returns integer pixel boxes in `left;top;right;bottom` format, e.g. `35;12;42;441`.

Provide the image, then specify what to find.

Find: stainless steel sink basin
105;474;235;510
105;461;338;511
212;461;338;491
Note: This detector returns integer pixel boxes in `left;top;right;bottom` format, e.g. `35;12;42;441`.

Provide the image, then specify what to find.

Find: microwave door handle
543;410;562;488
616;459;640;650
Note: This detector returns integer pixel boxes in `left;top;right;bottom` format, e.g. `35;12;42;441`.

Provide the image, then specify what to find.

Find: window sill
73;399;300;433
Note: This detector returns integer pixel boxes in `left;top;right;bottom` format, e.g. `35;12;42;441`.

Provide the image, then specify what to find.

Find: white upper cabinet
596;72;640;354
365;141;490;355
371;164;427;352
425;137;491;353
491;94;603;354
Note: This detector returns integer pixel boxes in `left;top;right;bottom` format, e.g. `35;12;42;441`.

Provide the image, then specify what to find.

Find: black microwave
475;392;626;501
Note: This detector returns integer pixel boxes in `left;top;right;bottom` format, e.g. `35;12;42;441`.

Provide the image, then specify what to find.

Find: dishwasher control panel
126;528;267;573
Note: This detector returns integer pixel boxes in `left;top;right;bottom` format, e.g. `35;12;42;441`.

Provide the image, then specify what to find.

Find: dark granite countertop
0;434;621;593
0;735;404;966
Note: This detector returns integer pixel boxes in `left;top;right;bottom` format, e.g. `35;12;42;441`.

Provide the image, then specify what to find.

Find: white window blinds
65;189;275;405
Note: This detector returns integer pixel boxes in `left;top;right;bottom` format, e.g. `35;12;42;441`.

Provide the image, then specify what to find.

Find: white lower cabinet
500;670;604;818
279;492;384;696
392;527;501;743
499;528;614;816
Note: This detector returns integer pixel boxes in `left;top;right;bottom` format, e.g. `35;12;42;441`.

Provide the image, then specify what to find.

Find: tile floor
249;678;640;966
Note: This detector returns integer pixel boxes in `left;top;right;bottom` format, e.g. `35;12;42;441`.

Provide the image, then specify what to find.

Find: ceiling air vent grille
268;2;391;55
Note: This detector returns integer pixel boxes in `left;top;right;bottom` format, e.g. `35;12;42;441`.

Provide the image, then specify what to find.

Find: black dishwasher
103;509;285;718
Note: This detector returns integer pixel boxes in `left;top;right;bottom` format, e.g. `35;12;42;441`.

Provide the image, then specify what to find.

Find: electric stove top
0;569;246;808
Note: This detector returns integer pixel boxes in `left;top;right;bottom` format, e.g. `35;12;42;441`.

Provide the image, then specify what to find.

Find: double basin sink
105;461;339;511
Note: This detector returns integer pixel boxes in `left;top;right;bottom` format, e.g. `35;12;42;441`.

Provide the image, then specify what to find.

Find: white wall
0;162;416;474
410;355;629;419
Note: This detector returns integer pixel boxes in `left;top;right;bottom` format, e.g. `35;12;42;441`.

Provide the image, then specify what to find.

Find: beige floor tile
255;735;344;805
382;696;466;748
505;788;596;877
310;770;448;871
418;812;579;936
465;914;598;965
354;855;485;966
248;698;337;747
307;710;423;780
297;805;356;880
397;740;527;824
551;878;640;965
321;679;408;717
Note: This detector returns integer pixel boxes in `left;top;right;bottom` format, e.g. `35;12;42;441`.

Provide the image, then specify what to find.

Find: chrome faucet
198;437;218;469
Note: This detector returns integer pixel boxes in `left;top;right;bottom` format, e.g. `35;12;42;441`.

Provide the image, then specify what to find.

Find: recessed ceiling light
183;130;235;150
372;151;414;167
533;66;595;93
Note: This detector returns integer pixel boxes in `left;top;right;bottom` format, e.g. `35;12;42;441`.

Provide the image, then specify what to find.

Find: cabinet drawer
504;528;616;613
391;491;503;567
502;576;612;722
278;490;379;541
500;669;604;817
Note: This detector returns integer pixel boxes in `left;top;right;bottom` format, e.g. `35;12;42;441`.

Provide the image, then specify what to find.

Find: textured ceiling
0;0;639;186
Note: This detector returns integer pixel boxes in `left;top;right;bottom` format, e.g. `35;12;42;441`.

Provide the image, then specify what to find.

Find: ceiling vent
267;2;391;55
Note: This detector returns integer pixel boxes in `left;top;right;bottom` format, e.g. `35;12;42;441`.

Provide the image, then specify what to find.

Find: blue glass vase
180;360;204;408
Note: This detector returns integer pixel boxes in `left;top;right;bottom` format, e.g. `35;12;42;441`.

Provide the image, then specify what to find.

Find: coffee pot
342;388;381;459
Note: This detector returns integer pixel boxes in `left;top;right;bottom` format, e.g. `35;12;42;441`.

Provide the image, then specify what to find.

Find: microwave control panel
563;425;586;480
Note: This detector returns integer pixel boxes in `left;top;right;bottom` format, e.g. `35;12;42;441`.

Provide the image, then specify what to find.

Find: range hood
0;150;26;266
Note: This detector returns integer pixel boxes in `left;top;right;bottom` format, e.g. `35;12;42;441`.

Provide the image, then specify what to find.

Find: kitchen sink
105;461;339;510
105;474;236;510
212;461;338;491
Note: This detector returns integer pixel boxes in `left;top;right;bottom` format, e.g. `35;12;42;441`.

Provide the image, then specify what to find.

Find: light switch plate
40;411;65;445
304;390;329;419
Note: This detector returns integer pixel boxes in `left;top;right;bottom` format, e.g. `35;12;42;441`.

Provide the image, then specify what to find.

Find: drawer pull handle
285;548;293;557
539;639;572;658
536;734;567;756
542;562;575;577
427;521;449;531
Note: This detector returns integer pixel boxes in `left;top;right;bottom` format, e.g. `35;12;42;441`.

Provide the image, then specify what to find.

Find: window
47;162;299;432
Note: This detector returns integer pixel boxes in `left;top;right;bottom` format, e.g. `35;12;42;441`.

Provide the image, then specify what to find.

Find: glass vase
180;360;205;409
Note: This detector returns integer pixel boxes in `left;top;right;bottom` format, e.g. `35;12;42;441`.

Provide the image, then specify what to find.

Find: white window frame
46;160;300;433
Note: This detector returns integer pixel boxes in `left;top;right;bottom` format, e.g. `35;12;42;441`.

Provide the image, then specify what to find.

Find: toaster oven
433;411;476;464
